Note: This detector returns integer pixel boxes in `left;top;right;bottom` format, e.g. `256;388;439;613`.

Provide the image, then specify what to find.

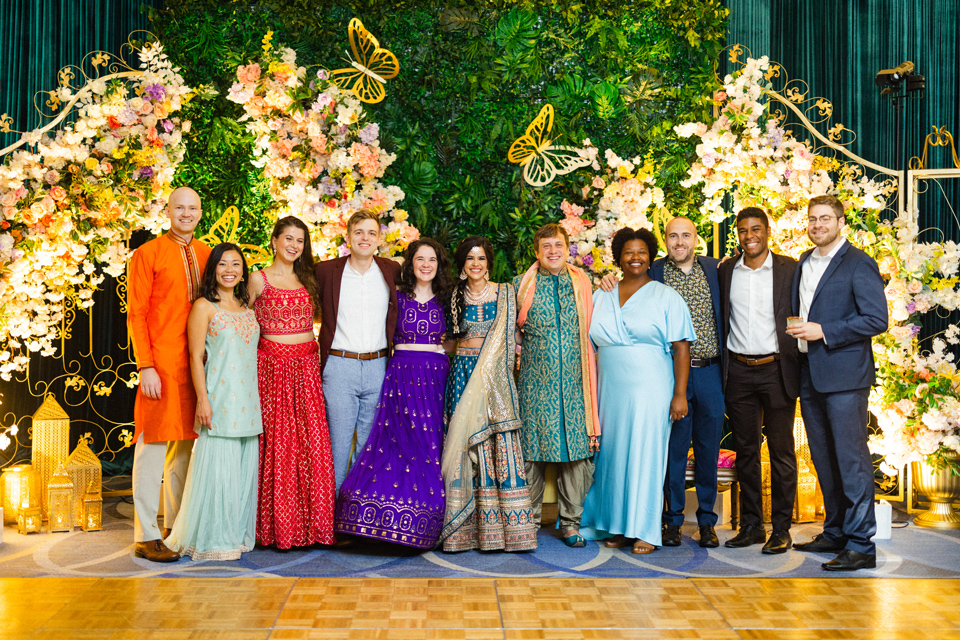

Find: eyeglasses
807;215;840;225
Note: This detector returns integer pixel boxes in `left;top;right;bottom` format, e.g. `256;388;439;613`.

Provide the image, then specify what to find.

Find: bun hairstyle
270;216;321;321
398;238;454;307
450;236;494;339
201;243;250;306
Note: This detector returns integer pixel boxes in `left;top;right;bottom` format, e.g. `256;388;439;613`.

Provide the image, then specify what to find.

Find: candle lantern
81;480;102;532
18;500;41;534
2;464;38;523
31;395;71;519
47;463;74;533
66;437;101;524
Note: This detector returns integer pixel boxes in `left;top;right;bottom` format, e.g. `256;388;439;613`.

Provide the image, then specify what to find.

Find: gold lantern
794;456;819;522
81;480;102;532
760;440;771;524
31;395;70;519
2;464;39;524
47;463;74;533
18;500;41;534
66;436;101;524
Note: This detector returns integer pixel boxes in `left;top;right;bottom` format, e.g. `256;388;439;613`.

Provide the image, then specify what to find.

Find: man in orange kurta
128;187;211;562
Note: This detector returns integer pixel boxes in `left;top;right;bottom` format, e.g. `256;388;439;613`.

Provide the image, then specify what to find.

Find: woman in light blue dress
580;227;694;554
165;243;262;561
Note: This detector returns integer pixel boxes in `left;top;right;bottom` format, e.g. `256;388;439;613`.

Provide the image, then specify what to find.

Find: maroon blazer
314;256;401;371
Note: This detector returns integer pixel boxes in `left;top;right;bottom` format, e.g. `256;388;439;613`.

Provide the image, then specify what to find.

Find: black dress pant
725;358;797;531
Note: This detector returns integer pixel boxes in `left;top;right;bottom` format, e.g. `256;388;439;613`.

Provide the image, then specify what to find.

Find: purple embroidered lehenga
333;291;449;548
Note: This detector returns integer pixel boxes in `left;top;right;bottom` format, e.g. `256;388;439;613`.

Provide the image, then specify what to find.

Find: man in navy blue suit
651;216;726;549
787;194;888;571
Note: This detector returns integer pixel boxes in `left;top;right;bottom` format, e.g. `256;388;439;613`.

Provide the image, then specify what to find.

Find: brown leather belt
731;352;780;366
329;348;388;360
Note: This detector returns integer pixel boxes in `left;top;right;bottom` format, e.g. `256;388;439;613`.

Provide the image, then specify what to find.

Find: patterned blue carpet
2;497;958;579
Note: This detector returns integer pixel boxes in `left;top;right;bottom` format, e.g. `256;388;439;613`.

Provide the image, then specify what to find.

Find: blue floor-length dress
580;281;695;546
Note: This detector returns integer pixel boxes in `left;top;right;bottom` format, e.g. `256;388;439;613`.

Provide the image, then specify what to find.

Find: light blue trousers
322;354;387;490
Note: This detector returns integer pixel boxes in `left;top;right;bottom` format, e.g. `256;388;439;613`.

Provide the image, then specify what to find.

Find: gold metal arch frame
721;44;903;220
0;31;157;156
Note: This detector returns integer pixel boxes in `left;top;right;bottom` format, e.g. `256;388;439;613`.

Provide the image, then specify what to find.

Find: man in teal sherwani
514;223;600;548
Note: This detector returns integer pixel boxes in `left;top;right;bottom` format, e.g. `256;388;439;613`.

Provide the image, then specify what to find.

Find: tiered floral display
555;143;666;281
0;42;192;379
673;55;960;475
227;32;417;259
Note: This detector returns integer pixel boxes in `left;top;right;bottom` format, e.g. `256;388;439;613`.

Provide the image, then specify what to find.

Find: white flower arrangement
0;41;192;380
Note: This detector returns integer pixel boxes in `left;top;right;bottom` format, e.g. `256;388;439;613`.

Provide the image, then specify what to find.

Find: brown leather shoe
134;540;181;563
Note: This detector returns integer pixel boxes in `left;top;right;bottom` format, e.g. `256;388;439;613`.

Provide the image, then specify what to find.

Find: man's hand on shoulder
598;273;619;292
139;367;162;400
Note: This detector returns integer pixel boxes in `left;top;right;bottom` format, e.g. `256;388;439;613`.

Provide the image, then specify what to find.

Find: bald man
128;187;212;562
653;217;725;548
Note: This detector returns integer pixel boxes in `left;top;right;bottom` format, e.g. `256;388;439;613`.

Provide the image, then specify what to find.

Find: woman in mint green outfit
165;243;262;561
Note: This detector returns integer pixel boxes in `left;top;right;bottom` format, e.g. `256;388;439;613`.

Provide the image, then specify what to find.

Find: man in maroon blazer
315;210;400;489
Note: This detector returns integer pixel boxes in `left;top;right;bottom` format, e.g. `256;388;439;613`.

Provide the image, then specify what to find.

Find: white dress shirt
330;258;390;353
798;238;846;353
727;250;779;355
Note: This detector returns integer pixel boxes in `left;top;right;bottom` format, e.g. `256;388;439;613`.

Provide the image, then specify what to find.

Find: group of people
128;186;887;572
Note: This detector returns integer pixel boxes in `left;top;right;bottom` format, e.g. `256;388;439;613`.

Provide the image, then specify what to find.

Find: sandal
562;532;586;548
632;539;655;555
604;535;633;548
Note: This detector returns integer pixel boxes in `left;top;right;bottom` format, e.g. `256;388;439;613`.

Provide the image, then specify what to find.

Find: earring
483;270;489;282
459;270;467;280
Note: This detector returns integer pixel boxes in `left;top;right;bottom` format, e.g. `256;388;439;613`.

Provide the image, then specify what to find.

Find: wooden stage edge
2;577;959;639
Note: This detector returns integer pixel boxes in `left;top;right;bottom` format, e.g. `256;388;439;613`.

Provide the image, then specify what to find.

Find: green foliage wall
153;0;726;279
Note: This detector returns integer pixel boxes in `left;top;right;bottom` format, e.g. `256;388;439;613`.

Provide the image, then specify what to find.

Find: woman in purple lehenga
334;239;454;549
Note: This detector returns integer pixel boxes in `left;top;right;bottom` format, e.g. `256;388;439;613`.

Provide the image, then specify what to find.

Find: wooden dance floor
2;576;958;639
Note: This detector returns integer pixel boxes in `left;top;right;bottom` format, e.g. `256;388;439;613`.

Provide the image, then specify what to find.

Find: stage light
875;61;924;95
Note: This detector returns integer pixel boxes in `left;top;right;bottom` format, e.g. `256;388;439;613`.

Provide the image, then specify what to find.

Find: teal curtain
0;0;160;150
726;0;959;239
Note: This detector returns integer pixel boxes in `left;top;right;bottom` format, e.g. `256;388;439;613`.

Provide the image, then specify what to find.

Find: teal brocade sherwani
513;269;590;462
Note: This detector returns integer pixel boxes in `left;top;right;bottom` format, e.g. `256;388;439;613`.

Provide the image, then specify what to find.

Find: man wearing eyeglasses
786;194;888;571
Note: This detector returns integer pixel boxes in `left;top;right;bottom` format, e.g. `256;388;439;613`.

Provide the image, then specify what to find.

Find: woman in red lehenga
248;216;336;547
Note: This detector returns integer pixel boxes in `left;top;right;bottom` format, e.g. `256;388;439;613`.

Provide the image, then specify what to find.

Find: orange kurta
128;233;211;444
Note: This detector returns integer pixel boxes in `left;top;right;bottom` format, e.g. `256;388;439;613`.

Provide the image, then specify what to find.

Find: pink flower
100;161;113;174
560;199;584;218
276;138;295;157
49;186;67;201
237;63;261;84
592;176;606;189
0;192;17;208
714;90;728;102
2;206;15;220
45;170;60;184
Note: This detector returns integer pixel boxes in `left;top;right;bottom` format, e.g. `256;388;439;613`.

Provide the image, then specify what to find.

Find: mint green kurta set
513;269;594;531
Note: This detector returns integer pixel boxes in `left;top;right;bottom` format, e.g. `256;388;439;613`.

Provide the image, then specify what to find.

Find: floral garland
227;33;417;259
0;42;192;379
557;142;666;281
674;55;960;474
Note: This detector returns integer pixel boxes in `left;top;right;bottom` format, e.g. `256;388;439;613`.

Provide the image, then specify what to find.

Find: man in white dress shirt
718;208;800;554
787;195;887;571
315;211;401;490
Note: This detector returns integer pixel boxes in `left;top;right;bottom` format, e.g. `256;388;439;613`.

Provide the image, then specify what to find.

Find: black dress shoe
761;529;792;555
698;524;719;548
822;549;876;571
724;524;766;548
794;533;846;553
661;524;682;547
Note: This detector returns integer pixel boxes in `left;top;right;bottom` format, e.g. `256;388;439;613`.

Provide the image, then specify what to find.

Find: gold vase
912;457;960;529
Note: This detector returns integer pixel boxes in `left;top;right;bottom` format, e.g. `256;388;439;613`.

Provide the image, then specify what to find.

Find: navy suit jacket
718;252;800;398
650;256;724;367
792;241;888;393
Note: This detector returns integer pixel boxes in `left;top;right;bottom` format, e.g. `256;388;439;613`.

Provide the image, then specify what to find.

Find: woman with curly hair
248;216;336;548
333;238;454;549
580;227;694;555
439;236;538;553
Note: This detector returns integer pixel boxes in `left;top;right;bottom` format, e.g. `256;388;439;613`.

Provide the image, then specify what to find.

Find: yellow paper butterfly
199;206;273;269
330;18;400;104
507;104;591;187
